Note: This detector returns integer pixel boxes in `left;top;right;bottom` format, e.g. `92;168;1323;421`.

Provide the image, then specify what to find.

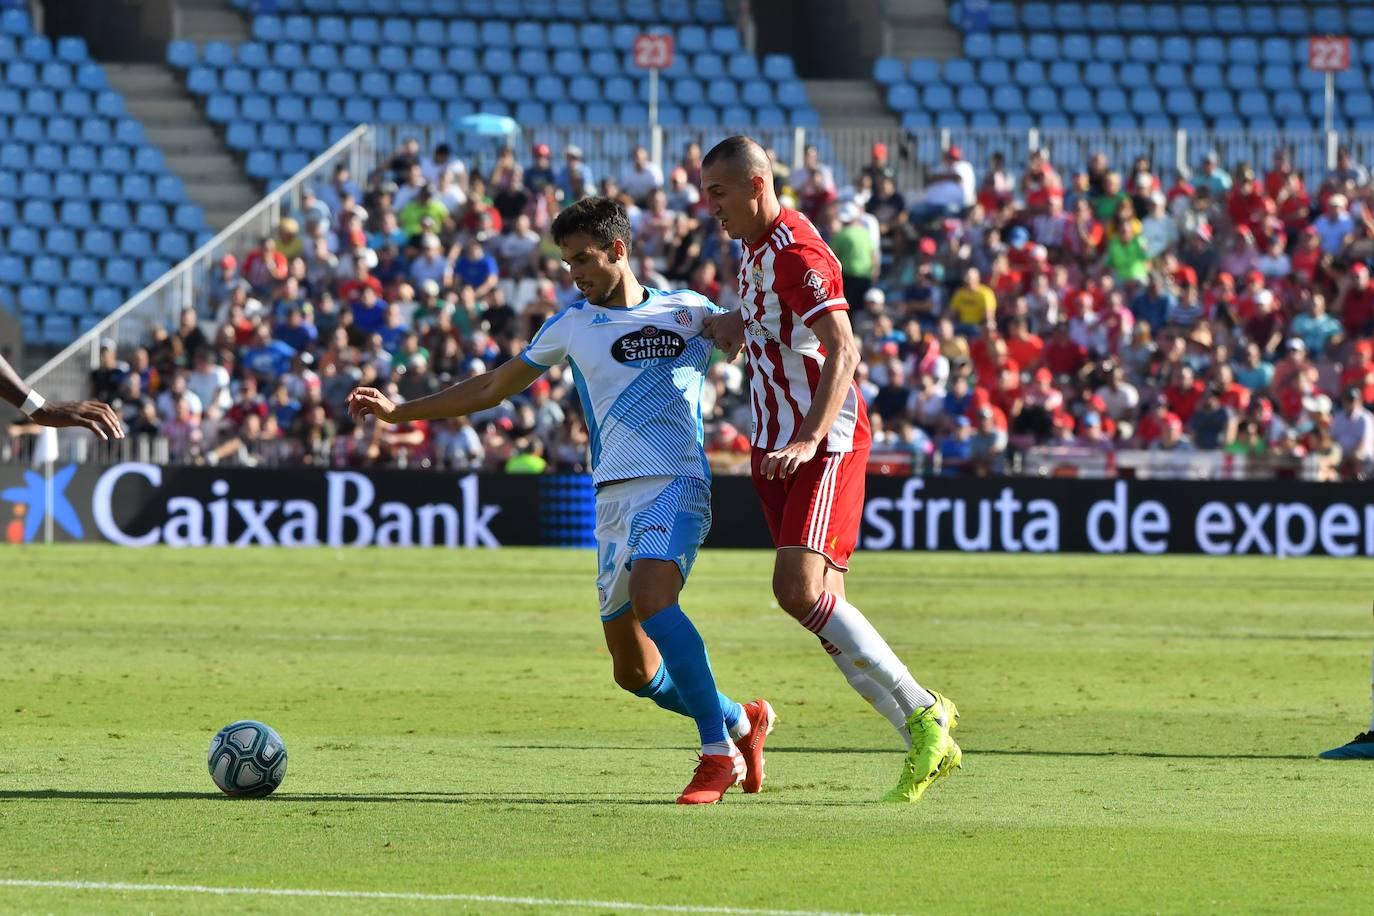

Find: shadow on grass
497;744;1315;761
0;789;863;807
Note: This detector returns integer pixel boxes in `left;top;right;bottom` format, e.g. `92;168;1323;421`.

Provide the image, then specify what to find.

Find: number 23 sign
632;33;674;70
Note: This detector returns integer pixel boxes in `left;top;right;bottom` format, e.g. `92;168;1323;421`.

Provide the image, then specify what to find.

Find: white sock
702;740;734;757
820;637;913;748
801;591;935;718
729;714;751;740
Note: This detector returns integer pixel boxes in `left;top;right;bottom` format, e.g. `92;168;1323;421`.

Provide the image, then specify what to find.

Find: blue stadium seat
1130;88;1163;116
7;226;38;256
41;61;72;89
480;20;513;45
54;173;86;199
711;25;741;54
0;255;21;286
1195;37;1224;61
306;44;339;70
498;74;531;102
157;233;189;262
1126;36;1157;63
1118;62;1148;86
73;62;104;91
22;200;55;224
20;172;52;199
991;85;1022;114
1062;87;1093;115
1083;62;1115;87
52;287;84;316
378;98;410;122
1047;61;1080;88
447;20;478;46
957;86;989;110
395;72;426;99
992;33;1024;59
1030;33;1063;61
140;259;172;285
1193;63;1223;89
695;52;724;79
943;58;973;83
412;46;443;72
741;82;774;108
1353;8;1374;36
1262;64;1293;92
325;71;357;97
376;46;408;72
1226;65;1259;91
134;147;163;173
761;55;794;81
776;81;807;108
1093;34;1125;60
978;60;1010;85
962;31;992;59
237;41;268;69
550;101;579;122
1273;91;1305;120
341;45;373;71
359;72;391;99
245;150;277;178
6;62;37;90
1060;32;1093;61
1165;89;1198;117
91;288;123;313
909;59;940;84
886;84;917;112
68;257;100;287
348;18;380;44
1161;37;1191;65
225;122;256;150
1313;6;1346;34
1201;90;1234;118
410;99;440;123
585;101;615;122
428;72;458;98
272;42;305;69
1097;87;1126;113
290;70;322;96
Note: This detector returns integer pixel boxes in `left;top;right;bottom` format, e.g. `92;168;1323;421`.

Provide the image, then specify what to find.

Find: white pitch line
0;879;904;916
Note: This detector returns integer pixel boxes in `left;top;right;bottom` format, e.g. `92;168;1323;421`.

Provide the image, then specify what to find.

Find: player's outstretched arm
346;357;544;425
760;310;860;479
702;309;746;357
0;353;123;440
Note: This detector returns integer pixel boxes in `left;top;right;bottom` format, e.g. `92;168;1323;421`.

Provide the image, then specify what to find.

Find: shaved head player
700;136;959;804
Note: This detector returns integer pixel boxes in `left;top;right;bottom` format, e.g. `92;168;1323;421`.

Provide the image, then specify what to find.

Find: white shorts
594;476;712;621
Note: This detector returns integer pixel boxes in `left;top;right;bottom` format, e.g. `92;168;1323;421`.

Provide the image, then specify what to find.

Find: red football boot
676;749;745;804
735;699;777;793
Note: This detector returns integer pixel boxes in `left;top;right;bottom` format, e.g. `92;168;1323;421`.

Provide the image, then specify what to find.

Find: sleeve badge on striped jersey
803;269;827;301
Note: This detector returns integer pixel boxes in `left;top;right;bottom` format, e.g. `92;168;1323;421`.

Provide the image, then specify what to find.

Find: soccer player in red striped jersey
700;136;959;803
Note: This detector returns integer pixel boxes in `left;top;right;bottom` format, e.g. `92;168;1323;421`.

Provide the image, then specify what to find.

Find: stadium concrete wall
2;462;1373;557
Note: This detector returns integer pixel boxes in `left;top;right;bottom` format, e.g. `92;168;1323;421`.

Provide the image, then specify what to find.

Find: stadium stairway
175;0;251;43
104;63;261;231
803;79;896;129
885;0;962;61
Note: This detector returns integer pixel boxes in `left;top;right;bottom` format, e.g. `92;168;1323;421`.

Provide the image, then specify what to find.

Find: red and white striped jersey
736;207;871;453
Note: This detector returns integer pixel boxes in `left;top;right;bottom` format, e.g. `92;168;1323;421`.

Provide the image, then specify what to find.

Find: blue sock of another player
638;604;732;755
633;664;746;738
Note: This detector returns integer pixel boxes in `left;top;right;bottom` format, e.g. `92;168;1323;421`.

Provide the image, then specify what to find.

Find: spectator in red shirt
1135;395;1180;447
1335;262;1374;336
1043;322;1088;377
242;236;288;294
1005;316;1044;369
1340;340;1374;405
1210;362;1252;414
338;259;383;305
1243;288;1286;357
1165;365;1206;422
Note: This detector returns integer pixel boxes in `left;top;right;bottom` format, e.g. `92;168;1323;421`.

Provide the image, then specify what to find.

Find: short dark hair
702;135;771;179
550;196;632;251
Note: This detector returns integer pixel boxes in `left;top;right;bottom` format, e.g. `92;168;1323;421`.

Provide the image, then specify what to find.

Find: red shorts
750;447;869;571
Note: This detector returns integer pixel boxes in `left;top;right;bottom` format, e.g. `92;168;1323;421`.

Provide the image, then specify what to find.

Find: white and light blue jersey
520;287;723;486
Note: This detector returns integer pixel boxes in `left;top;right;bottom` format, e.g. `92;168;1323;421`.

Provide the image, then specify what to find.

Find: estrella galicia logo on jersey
802;269;827;302
2;464;83;543
672;308;693;328
611;325;687;367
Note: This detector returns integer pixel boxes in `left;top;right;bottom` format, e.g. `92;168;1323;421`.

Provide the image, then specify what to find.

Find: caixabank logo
2;464;83;543
611;325;685;367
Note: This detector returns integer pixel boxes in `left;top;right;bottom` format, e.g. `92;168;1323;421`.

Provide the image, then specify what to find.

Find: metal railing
23;124;377;404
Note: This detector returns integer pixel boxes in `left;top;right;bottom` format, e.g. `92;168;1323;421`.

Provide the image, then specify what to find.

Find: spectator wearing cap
525;143;556;195
832;202;877;306
408;234;452;291
1243;287;1286;358
557;145;594;202
1149;413;1195;453
862;142;894;190
1194;151;1233;198
1314;193;1356;255
209;254;249;312
1340;340;1374;405
620;146;664;205
1335;262;1374;336
966;406;1007;475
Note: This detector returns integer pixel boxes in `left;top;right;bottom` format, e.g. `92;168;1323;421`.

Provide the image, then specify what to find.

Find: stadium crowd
79;137;1374;479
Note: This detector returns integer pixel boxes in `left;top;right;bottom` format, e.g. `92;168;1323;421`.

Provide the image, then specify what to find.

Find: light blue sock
633;663;744;733
638;604;729;747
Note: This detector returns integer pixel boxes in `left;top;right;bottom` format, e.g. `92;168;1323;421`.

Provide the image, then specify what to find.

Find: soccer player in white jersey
699;136;959;803
348;198;774;804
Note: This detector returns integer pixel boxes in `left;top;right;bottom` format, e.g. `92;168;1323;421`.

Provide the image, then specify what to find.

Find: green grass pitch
2;546;1373;914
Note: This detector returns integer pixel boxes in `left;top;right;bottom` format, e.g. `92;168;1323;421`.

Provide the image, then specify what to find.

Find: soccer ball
208;720;288;797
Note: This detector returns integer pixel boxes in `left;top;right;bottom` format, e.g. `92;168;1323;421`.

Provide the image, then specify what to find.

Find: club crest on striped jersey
802;269;827;302
611;324;686;367
672;308;693;328
750;262;764;287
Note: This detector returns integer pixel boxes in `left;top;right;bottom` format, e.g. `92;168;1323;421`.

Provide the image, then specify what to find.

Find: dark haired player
348;198;774;803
